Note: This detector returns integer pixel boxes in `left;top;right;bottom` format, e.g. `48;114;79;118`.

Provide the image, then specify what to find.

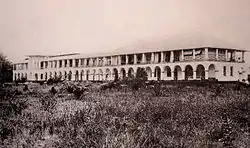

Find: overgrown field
1;82;250;147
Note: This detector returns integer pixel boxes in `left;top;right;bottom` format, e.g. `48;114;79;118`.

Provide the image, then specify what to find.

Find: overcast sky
0;0;250;63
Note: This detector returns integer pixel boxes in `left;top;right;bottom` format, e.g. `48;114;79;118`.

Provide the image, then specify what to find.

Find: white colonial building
13;35;249;82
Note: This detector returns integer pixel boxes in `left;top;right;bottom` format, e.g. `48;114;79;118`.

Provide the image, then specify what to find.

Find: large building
13;35;249;82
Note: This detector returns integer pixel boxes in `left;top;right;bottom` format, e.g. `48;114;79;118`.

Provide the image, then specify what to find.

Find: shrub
23;85;29;91
50;87;57;95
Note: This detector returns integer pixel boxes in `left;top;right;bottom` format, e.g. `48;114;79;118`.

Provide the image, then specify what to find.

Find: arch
24;73;27;79
185;65;193;80
208;64;216;78
45;72;48;80
196;64;205;80
154;66;161;80
105;69;111;80
21;73;24;78
58;71;62;80
120;68;126;79
40;74;43;80
68;71;72;81
146;67;152;78
113;68;119;81
75;70;79;81
35;73;38;81
164;66;171;77
64;71;67;80
54;72;57;78
80;70;84;81
86;70;90;81
174;65;182;80
98;69;103;81
128;67;135;78
49;72;53;79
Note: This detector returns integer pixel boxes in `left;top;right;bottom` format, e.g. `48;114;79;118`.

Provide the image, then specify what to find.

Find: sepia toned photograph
1;0;250;147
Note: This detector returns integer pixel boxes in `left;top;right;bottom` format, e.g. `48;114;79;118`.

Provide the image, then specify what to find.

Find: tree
0;53;13;84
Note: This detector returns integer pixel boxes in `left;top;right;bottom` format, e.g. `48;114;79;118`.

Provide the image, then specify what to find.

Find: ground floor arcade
14;61;247;82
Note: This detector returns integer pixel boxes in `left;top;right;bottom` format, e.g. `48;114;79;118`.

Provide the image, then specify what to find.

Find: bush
50;87;57;95
47;76;62;85
23;85;29;91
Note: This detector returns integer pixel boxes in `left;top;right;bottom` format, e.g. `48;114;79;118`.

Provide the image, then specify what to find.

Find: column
225;49;228;61
118;56;121;65
72;59;76;67
205;48;209;60
96;58;99;66
126;55;128;64
84;59;87;67
103;57;107;66
193;71;196;80
205;70;209;79
182;71;185;80
193;49;196;60
181;50;184;61
216;49;219;61
68;59;71;67
161;52;164;63
171;71;175;80
170;51;174;62
151;53;154;63
142;53;146;64
134;54;137;64
62;60;65;68
89;58;93;67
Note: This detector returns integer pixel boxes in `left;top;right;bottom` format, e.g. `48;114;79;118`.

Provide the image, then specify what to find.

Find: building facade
13;47;249;82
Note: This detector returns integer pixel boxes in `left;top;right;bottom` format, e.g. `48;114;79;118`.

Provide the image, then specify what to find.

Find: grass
1;82;250;147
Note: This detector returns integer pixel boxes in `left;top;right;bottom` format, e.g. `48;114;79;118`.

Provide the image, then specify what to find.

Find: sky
0;0;250;63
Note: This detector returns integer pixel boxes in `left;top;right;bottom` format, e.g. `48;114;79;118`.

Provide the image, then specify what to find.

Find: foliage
0;53;13;84
1;83;250;147
47;76;62;85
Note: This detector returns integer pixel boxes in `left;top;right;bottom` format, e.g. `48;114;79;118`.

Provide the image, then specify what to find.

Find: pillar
142;53;146;64
182;71;185;80
126;55;128;64
161;52;164;63
205;48;209;60
170;51;174;62
84;59;87;67
151;53;154;63
193;49;195;60
225;49;228;61
171;71;175;80
193;71;196;80
205;70;209;79
118;56;121;65
216;49;219;61
134;54;137;64
103;57;107;66
72;59;76;67
181;50;184;61
62;60;65;68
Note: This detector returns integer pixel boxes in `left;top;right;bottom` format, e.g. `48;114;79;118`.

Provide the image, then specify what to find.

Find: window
230;66;233;76
223;66;227;76
86;59;90;66
59;60;62;68
69;59;73;67
81;59;84;65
